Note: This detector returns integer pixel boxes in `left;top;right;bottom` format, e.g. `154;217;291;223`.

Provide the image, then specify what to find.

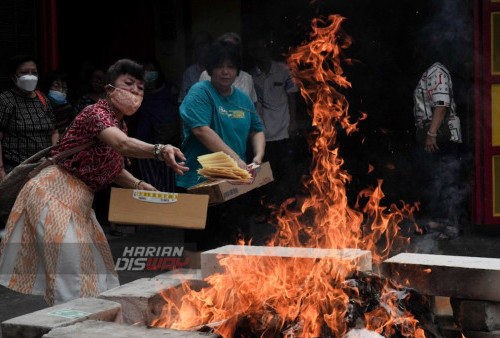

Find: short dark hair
205;40;241;77
105;59;144;85
6;55;38;76
39;70;67;94
140;58;166;86
216;32;242;46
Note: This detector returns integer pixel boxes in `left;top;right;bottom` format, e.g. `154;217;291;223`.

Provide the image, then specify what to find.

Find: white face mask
16;75;38;92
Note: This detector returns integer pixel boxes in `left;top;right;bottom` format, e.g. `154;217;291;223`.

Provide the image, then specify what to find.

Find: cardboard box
108;188;209;229
187;161;274;205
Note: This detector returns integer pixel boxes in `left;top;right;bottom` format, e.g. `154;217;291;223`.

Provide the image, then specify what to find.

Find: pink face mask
107;85;143;115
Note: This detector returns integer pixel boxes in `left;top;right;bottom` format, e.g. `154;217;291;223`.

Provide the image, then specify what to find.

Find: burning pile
153;256;432;337
152;14;426;337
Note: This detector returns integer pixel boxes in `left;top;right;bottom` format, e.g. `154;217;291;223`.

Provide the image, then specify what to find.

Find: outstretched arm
98;126;189;175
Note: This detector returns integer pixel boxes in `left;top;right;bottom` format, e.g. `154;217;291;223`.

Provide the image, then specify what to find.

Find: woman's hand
161;144;189;175
251;155;263;165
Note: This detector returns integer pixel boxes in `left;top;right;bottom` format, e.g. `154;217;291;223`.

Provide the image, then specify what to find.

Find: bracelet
426;130;438;137
153;144;165;161
133;179;144;189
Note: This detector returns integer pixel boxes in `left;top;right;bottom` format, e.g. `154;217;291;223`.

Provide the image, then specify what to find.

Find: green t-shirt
176;81;263;188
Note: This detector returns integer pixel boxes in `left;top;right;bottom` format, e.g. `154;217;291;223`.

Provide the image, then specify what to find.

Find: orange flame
152;14;421;337
268;15;415;263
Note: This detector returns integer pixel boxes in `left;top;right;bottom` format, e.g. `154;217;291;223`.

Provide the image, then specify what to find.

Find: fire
269;15;414;261
152;14;423;336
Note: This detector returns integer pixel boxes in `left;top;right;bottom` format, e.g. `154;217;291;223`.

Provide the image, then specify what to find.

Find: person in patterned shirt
412;61;464;240
0;55;60;180
0;59;189;305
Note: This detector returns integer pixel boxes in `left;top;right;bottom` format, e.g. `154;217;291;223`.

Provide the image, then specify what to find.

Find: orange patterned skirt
0;165;119;305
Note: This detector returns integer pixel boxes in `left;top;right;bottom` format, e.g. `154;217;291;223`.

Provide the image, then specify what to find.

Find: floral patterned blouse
50;99;127;191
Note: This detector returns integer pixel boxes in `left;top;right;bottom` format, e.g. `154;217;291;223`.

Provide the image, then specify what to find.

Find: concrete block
155;269;202;281
462;331;500;338
433;296;453;316
99;277;184;325
42;319;218;337
182;250;201;269
382;253;500;301
438;324;462;338
1;297;121;338
155;269;209;291
450;298;500;331
201;245;372;279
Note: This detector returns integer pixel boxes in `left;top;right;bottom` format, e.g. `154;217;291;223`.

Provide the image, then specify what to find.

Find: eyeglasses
51;82;68;91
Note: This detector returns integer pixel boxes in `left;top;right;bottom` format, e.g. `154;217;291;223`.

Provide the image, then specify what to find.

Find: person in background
177;40;265;189
0;58;188;305
248;36;299;204
177;40;265;250
39;70;73;134
0;55;59;179
134;58;181;192
177;31;213;104
73;64;106;117
412;61;464;240
199;32;257;105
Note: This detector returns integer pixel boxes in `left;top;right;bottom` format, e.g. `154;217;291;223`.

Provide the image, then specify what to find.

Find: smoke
415;0;474;71
436;151;471;218
411;146;473;244
413;235;441;254
419;1;472;41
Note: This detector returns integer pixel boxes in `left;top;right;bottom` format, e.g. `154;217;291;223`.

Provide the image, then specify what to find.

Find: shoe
425;221;447;233
439;226;461;240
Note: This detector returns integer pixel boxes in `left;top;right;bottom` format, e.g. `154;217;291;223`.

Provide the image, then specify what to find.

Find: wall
157;0;242;88
189;0;241;45
0;0;39;91
153;0;188;89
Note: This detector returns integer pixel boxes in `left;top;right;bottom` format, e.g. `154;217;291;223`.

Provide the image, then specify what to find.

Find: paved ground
1;220;500;337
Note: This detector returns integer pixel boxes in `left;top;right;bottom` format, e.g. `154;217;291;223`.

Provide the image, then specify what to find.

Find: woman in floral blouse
0;59;188;305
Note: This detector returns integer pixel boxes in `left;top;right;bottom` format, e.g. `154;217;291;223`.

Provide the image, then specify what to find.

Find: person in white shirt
178;31;213;104
248;37;298;193
412;61;465;240
413;62;462;151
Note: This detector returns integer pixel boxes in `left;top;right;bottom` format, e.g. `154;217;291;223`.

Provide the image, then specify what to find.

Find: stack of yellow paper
197;151;252;182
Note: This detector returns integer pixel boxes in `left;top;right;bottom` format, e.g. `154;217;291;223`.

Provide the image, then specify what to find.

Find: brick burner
3;248;498;337
383;253;500;337
1;245;372;337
